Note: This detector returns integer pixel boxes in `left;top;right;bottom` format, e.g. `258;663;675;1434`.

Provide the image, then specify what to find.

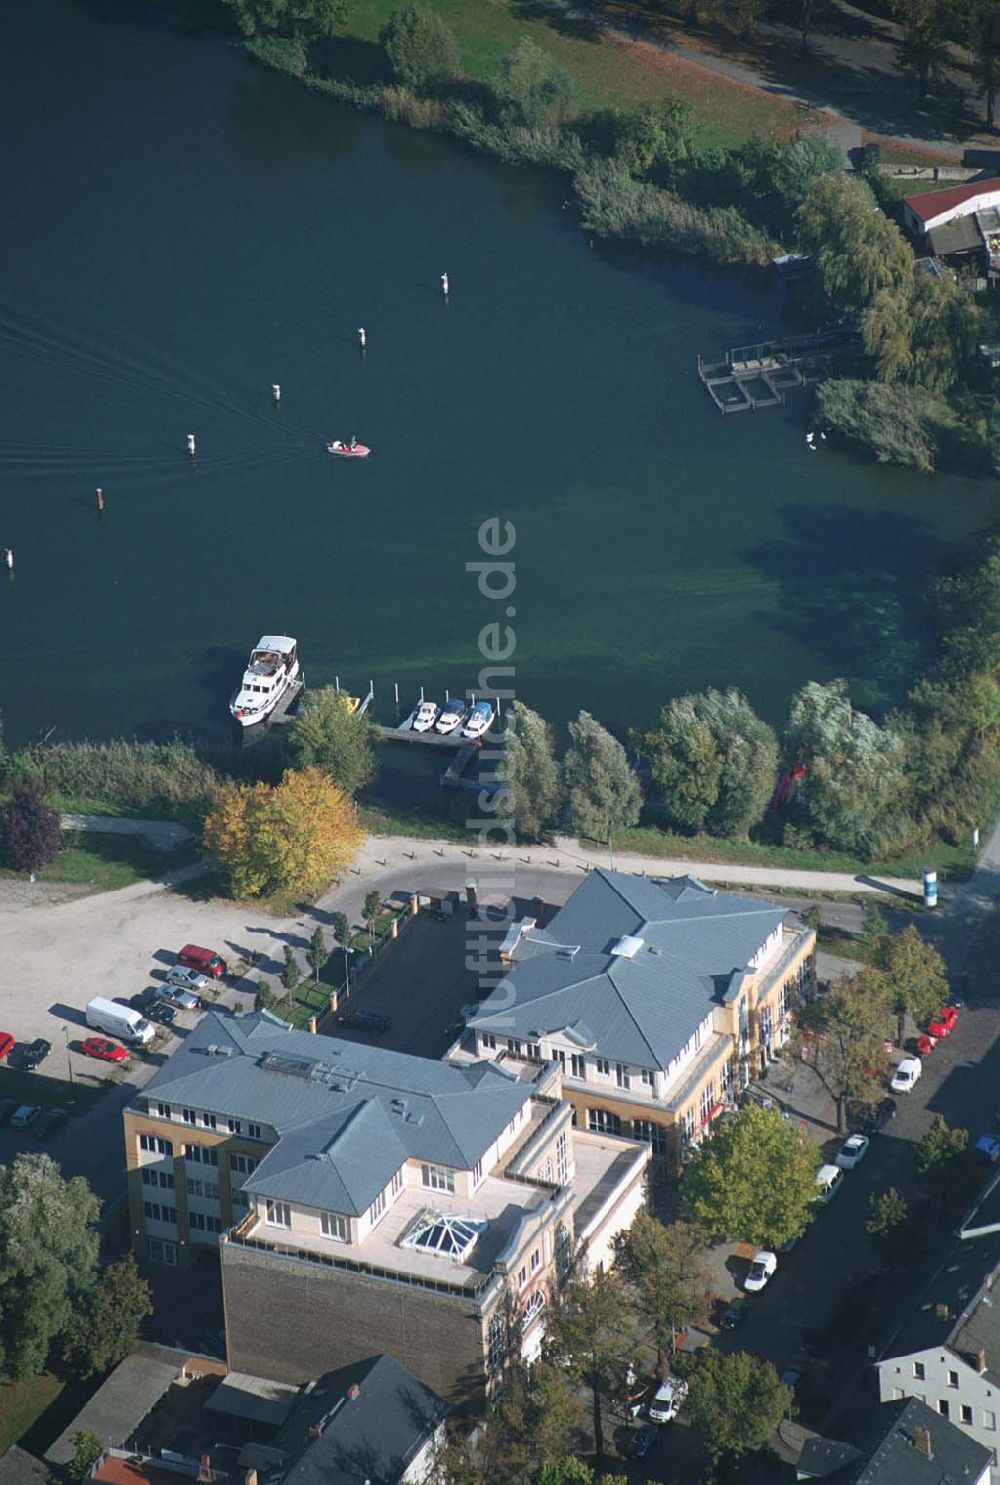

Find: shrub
817;378;946;472
3;738;218;816
0;785;61;873
382;3;460;92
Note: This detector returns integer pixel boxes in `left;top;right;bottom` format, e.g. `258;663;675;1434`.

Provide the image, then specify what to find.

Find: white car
412;700;440;733
891;1057;922;1093
814;1164;844;1203
744;1250;777;1292
166;964;210;993
835;1133;870;1170
648;1376;688;1423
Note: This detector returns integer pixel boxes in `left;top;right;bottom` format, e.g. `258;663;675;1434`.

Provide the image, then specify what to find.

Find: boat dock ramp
697;328;861;414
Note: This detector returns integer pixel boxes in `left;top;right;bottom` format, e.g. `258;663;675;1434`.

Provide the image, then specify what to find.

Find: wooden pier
697;328;861;415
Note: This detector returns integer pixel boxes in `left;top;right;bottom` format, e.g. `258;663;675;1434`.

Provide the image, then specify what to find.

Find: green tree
612;1214;709;1372
68;1432;103;1485
499;1360;585;1478
775;131;841;201
307;925;329;982
0;784;62;874
563;712;642;847
502;702;562;842
60;1254;152;1380
864;276;981;393
798;173;913;311
330;910;349;944
890;0;952;101
966;0;1000;129
783;680;909;855
870;923;949;1046
494;38;577;129
222;0;352;40
794;971;892;1131
543;1271;640;1463
681;1350;791;1476
363;889;382;937
289;687;378;799
866;1187;909;1254
643;688;777;836
610;96;696;177
382;2;460;92
282;945;302;993
989;402;1000;477
0;1154;99;1379
914;1114;978;1209
680;1105;820;1248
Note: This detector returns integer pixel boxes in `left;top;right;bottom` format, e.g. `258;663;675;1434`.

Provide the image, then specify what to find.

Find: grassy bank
0;1374;64;1456
0;833;203;894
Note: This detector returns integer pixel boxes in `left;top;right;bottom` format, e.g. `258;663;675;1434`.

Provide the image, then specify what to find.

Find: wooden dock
697;328;861;415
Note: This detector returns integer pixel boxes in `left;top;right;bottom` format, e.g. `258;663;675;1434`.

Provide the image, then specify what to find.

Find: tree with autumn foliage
203;766;364;898
793;970;892;1132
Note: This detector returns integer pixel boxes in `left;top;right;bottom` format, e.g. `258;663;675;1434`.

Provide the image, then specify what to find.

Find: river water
0;0;994;747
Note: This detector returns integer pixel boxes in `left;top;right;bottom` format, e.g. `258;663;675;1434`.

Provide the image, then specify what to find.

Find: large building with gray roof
124;1008;648;1405
465;869;814;1170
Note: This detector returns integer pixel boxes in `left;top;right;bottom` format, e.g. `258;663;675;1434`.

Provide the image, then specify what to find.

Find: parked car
160;985;200;1013
166;964;210;994
148;1000;178;1027
847;1096;896;1135
8;1039;51;1071
0;1032;15;1063
835;1134;870;1170
744;1251;777;1293
629;1425;658;1459
975;1134;1000;1163
719;1298;747;1330
815;1164;845;1203
80;1036;129;1065
915;1033;938;1057
10;1105;40;1130
928;1006;960;1039
891;1057;922;1093
338;1009;390;1034
648;1377;688;1423
131;988;158;1013
33;1108;68;1141
177;943;227;979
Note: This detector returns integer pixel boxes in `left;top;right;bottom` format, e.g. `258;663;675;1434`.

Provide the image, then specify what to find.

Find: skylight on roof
611;935;644;958
401;1212;487;1261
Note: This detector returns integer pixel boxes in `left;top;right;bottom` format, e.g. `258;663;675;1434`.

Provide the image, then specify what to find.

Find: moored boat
412;700;440;732
435;697;468;735
230;636;300;727
461;699;495;739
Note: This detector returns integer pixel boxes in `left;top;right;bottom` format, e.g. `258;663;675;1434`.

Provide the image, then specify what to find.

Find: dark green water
0;0;994;746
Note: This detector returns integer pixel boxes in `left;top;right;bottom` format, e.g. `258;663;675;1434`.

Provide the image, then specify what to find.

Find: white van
86;997;155;1046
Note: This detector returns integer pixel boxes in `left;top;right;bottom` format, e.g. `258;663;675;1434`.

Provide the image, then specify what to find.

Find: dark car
149;1000;177;1028
338;1009;390;1034
33;1108;68;1142
131;988;158;1013
0;1099;19;1126
719;1298;748;1331
629;1426;657;1460
848;1096;896;1135
9;1038;51;1071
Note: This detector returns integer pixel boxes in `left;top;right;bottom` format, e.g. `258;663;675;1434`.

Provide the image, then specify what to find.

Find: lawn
344;0;828;146
0;1374;64;1456
0;833;203;894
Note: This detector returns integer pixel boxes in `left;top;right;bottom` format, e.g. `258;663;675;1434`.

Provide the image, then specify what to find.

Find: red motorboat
326;439;370;459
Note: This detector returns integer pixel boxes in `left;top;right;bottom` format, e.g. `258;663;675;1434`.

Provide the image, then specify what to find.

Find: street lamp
62;1025;74;1088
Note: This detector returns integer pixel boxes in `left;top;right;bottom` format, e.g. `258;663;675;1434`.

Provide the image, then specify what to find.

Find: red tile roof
905;178;1000;223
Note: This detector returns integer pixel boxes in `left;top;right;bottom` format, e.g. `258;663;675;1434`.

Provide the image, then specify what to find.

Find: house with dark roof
464;869;814;1170
125;1010;648;1405
797;1398;991;1485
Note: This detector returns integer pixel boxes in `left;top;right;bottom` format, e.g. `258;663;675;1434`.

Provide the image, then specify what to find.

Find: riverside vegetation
213;0;1000;475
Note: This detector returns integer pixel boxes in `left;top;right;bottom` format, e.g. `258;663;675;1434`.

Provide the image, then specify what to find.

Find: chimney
531;895;545;929
308;1016;318;1035
913;1427;933;1460
199;1456;213;1483
978;1345;988;1374
347;1384;360;1401
307;1425;321;1440
245;1469;258;1485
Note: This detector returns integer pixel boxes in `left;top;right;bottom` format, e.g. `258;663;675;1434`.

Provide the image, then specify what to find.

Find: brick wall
221;1238;491;1405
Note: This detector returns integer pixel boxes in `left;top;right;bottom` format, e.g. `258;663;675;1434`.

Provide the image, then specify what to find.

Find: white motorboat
435;698;468;735
230;636;300;727
411;700;440;733
461;700;495;739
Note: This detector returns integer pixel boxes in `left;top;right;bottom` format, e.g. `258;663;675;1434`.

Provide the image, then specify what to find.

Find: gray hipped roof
141;1011;531;1214
468;869;788;1067
800;1398;992;1485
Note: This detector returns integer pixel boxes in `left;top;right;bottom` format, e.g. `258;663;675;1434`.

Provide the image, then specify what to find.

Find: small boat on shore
435;698;468;735
230;636;300;727
462;699;495;739
327;439;370;459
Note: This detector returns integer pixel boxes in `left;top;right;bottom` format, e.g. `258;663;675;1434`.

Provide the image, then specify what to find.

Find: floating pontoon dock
697;328;861;414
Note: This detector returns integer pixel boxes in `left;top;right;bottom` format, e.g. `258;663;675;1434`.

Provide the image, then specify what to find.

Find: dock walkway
698;328;860;414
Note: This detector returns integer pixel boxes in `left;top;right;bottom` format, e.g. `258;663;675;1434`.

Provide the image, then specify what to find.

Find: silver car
166;965;210;993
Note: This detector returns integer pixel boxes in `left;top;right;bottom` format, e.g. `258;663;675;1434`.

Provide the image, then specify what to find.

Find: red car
0;1033;15;1063
928;1006;960;1039
916;1033;939;1056
80;1036;129;1064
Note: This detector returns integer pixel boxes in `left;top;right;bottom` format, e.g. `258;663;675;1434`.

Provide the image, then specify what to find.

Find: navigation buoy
3;548;13;571
272;384;281;402
440;272;449;297
95;487;105;513
358;327;366;350
187;433;196;456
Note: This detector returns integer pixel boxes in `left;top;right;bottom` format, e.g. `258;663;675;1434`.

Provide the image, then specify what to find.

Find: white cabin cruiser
230;636;300;726
461;700;495;739
411;700;440;733
435;698;468;734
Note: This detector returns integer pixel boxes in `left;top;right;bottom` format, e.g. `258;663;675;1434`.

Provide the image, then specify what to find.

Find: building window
681;1109;695;1143
481;1033;497;1050
633;1118;668;1156
553;1049;566;1069
595;1058;610;1078
555;1224;572;1282
141;1168;174;1189
720;1059;735;1096
182;1109;196;1125
961;1405;974;1425
146;1238;177;1266
524;1041;541;1062
369;1189;387;1225
913;1363;926;1380
422;1163;456;1194
201;1112;217;1130
588;1109;622;1136
983;1410;996;1430
759;1006;773;1046
700;1084;715;1123
189;1212;221;1233
227;1118;242;1135
616;1063;630;1089
143;1202;177;1224
247;1123;262;1140
156;1102;171;1119
640;1069;655;1089
530;1247;542;1272
471;1159;483;1189
139;1133;173;1155
948;1371;960;1389
488;1313;506;1372
938;1400;950;1419
570;1055;586;1079
229;1153;257;1175
506;1038;523;1056
522;1290;546;1330
518;1265;527;1288
321;1212;349;1241
265;1199;291;1228
556;1132;569;1183
185;1144;218;1166
391;1168;403;1196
